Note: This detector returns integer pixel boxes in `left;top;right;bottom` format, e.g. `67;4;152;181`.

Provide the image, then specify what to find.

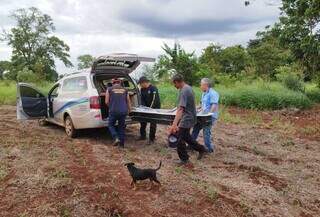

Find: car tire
64;115;77;138
38;119;48;126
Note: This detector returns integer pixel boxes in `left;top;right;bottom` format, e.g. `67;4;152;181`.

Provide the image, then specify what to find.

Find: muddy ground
0;105;319;217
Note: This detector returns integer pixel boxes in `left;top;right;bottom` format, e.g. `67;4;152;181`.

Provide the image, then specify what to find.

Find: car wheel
38;119;48;126
64;116;77;138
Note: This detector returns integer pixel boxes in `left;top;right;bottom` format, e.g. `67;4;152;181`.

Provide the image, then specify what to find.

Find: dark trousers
140;122;157;141
177;127;206;162
108;113;126;145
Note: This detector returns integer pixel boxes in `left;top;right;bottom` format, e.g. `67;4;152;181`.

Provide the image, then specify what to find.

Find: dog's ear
124;162;135;166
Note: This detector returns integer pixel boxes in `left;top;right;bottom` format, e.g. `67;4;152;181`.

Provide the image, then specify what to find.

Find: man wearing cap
137;76;161;145
105;78;131;148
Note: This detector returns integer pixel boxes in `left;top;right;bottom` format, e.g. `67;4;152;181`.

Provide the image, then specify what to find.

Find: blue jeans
192;119;216;152
108;113;127;145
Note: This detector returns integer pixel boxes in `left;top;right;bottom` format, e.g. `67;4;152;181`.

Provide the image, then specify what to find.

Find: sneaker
113;138;120;146
118;143;125;149
147;139;155;145
176;159;190;166
136;136;146;141
197;150;207;160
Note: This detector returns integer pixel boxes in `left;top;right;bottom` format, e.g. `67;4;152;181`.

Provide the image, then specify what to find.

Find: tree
156;43;200;85
77;54;94;69
278;0;320;81
2;7;72;81
247;26;293;78
199;44;223;76
219;45;250;75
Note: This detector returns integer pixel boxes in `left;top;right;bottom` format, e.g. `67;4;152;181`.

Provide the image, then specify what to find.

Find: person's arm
168;90;186;134
210;104;218;113
209;91;219;113
169;106;184;133
127;92;132;113
105;90;110;105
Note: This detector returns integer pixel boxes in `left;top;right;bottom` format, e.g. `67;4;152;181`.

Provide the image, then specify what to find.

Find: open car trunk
93;73;139;120
91;53;154;120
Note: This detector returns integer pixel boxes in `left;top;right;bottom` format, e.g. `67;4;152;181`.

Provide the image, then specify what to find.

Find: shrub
275;66;305;92
216;81;312;110
17;67;41;83
306;87;320;103
157;81;312;110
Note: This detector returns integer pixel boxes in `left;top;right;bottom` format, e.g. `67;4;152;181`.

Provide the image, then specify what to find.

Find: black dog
124;161;162;190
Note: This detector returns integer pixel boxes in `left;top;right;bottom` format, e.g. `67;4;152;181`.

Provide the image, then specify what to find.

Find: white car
16;53;155;137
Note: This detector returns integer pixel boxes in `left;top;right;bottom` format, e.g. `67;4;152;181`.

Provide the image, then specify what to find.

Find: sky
0;0;281;74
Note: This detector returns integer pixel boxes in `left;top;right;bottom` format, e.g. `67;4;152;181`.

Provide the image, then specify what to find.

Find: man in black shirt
137;76;161;144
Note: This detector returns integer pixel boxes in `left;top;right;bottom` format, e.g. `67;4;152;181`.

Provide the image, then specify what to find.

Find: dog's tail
155;160;162;171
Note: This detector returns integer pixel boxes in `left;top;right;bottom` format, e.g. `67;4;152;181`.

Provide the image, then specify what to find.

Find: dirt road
0;105;319;217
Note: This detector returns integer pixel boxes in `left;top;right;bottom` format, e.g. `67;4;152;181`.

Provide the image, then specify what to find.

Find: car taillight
90;96;100;109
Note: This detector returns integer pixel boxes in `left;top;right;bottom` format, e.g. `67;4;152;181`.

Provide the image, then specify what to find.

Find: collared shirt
140;84;161;109
201;88;219;119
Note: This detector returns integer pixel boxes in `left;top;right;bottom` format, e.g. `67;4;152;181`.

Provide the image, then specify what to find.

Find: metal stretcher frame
130;106;213;126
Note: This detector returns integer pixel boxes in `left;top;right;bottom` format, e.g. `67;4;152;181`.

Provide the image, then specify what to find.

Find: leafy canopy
77;54;95;70
2;7;72;81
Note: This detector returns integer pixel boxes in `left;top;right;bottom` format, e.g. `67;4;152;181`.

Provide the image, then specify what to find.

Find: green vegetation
0;3;319;110
158;81;314;110
1;7;72;81
0;79;318;109
0;80;52;105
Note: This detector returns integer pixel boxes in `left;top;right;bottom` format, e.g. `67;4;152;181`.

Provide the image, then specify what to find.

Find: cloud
0;0;281;73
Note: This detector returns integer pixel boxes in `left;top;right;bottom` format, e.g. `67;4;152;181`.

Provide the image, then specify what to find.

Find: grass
0;79;319;110
0;80;52;105
305;83;320;103
0;164;8;181
159;80;317;110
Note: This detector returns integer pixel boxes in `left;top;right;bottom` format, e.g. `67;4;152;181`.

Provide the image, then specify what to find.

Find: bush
0;80;16;105
17;67;41;83
275;66;305;92
305;84;320;103
216;81;311;110
157;81;312;110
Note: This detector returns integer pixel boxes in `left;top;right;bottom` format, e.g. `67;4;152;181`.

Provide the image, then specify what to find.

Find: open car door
92;53;155;74
17;83;47;120
130;106;213;126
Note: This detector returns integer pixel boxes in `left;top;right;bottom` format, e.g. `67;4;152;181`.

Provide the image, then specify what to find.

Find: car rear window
62;76;88;92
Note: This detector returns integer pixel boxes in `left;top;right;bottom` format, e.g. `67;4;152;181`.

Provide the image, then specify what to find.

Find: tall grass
158;81;314;110
216;81;312;110
0;80;52;105
305;83;320;103
0;79;318;109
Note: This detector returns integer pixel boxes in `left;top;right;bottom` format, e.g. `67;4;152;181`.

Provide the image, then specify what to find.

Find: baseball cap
138;76;149;84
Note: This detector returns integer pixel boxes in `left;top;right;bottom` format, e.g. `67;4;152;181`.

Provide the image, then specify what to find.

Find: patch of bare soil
0;105;319;217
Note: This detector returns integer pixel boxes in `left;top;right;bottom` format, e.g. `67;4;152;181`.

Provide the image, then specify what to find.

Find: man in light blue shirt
192;78;219;153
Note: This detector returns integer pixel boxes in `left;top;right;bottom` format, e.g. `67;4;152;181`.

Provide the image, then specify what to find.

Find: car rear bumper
73;109;135;129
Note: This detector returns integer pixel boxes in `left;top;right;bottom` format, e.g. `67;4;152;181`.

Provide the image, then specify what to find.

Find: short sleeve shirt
140;85;161;108
201;88;219;119
178;84;197;128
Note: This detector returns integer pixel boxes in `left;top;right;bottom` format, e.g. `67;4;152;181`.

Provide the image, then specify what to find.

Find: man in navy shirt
137;76;161;144
105;78;131;148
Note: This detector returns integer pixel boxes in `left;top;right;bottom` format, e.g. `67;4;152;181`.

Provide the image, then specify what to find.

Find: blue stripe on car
54;98;89;116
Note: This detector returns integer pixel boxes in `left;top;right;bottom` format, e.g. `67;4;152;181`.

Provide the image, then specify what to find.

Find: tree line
0;1;319;88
